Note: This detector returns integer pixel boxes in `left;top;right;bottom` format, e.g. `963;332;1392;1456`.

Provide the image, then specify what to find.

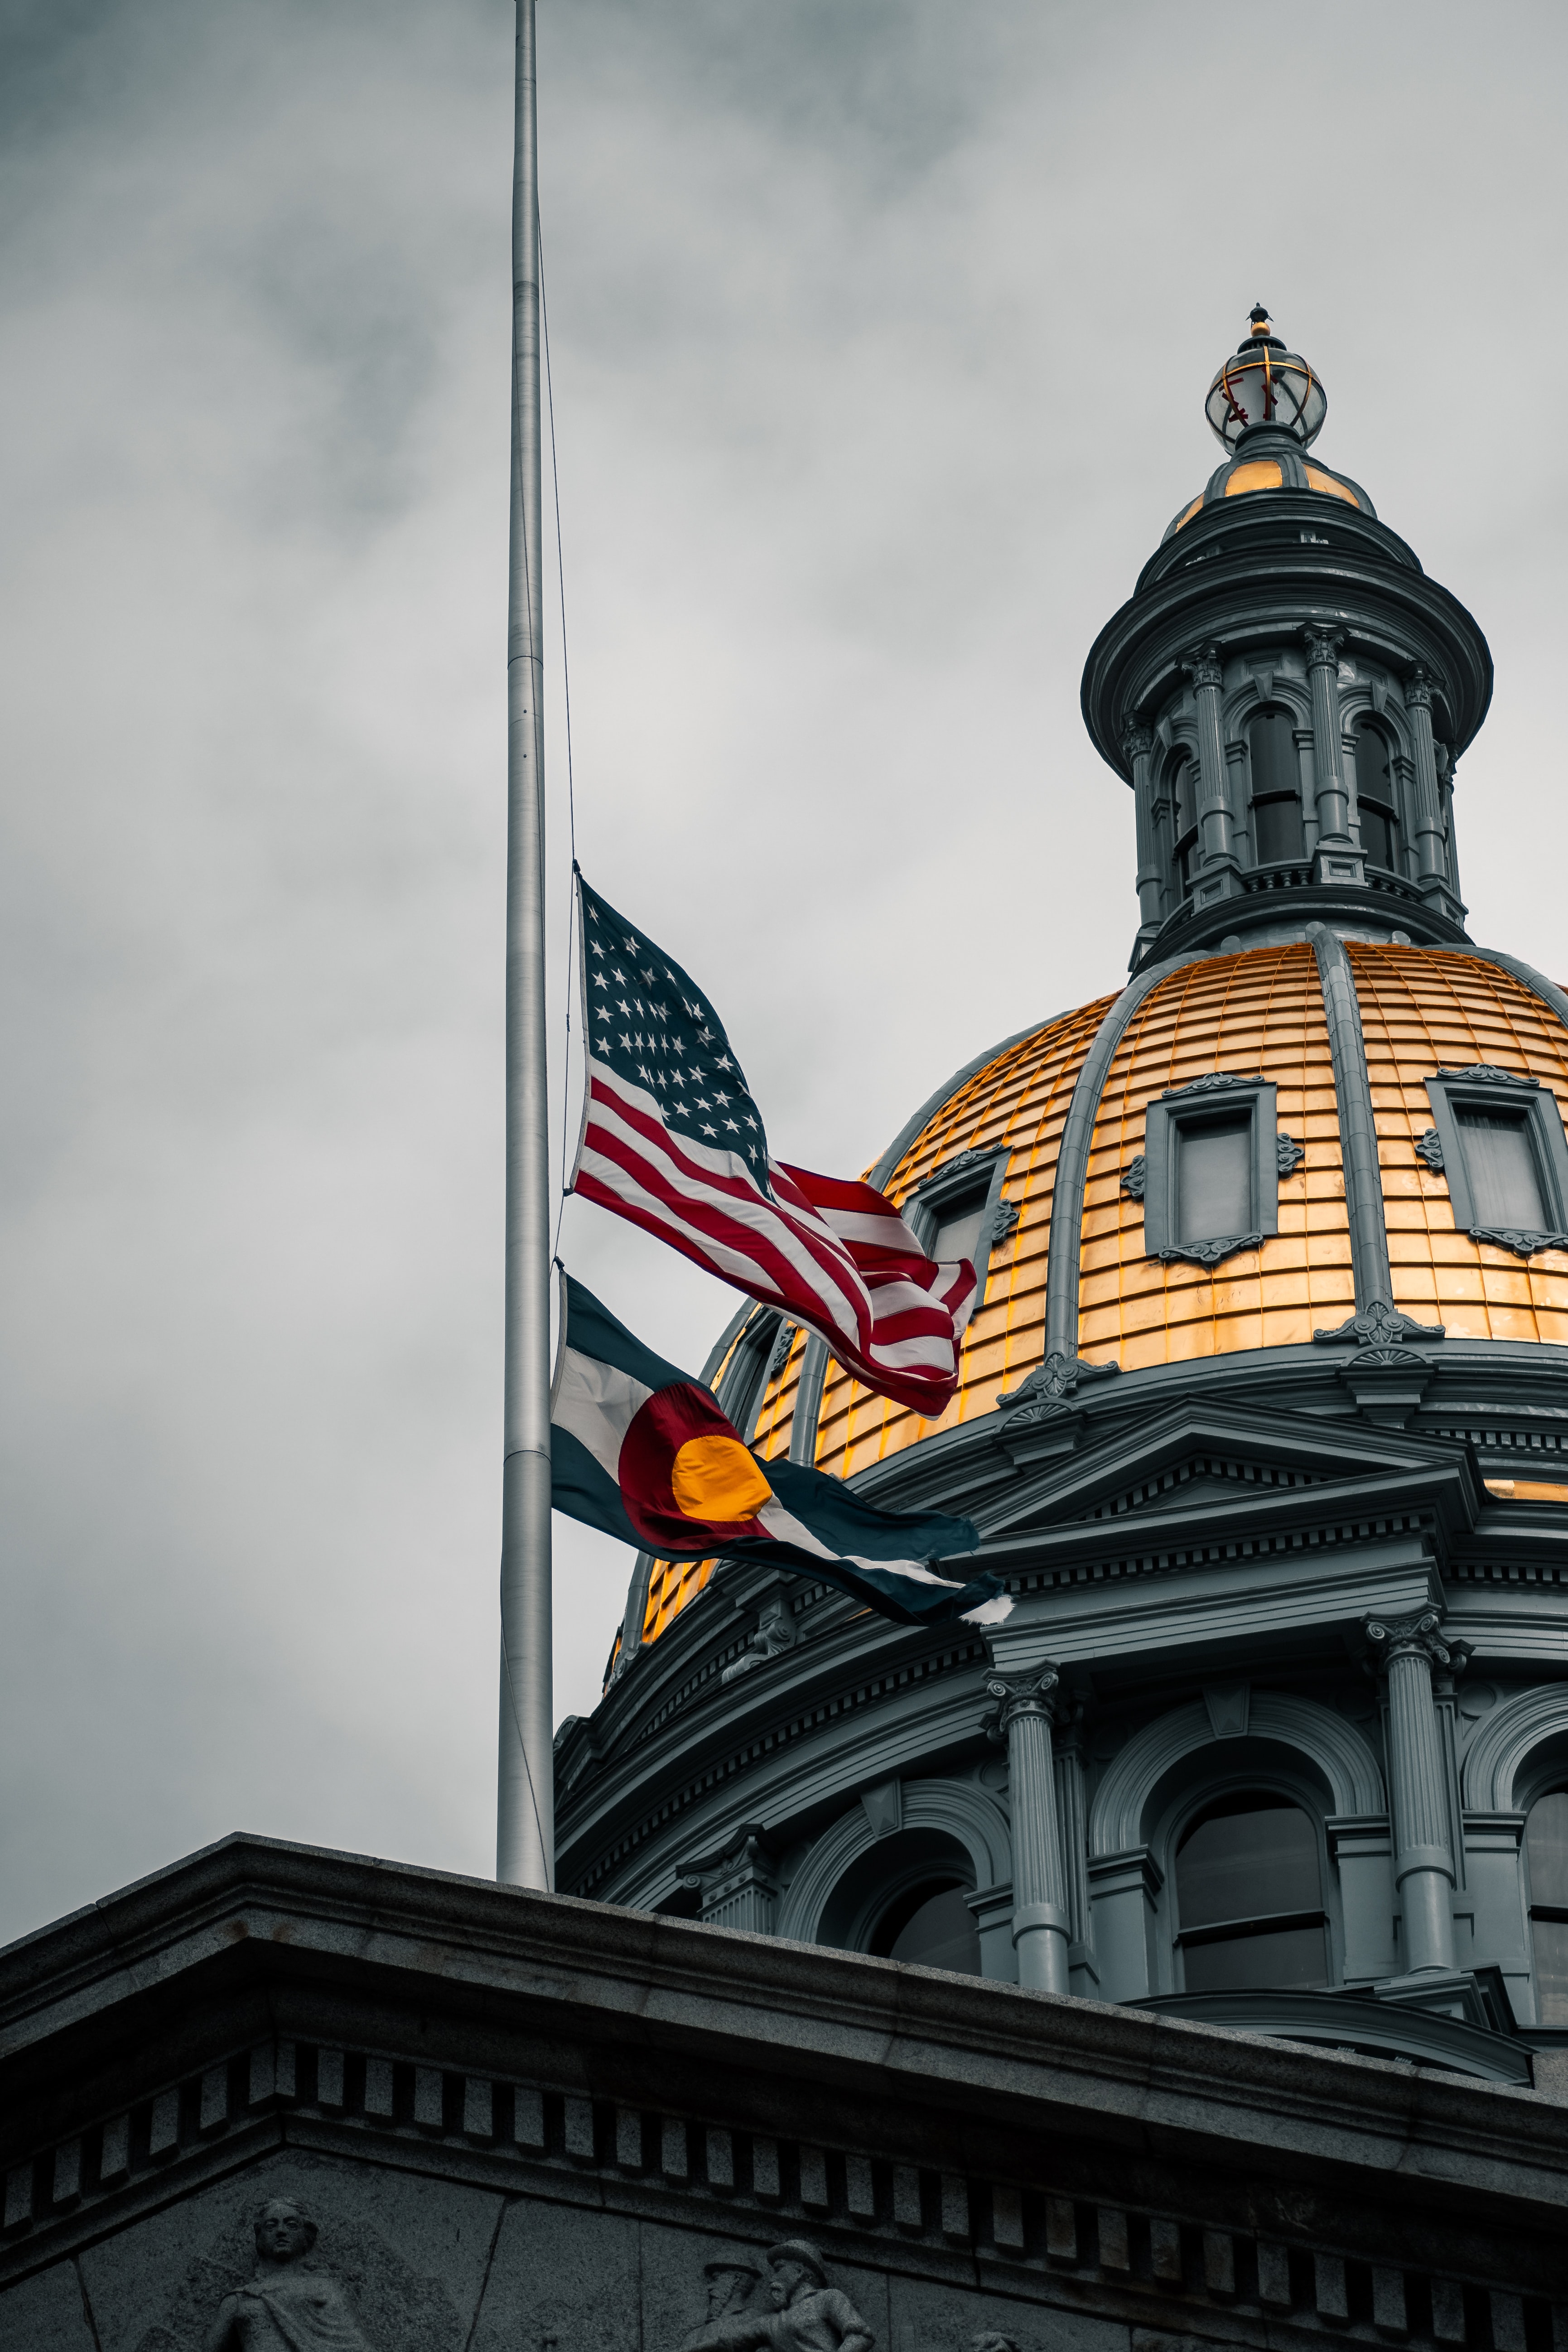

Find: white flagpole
497;0;553;1891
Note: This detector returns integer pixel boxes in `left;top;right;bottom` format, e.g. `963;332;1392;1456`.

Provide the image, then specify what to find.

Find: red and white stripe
572;1059;977;1416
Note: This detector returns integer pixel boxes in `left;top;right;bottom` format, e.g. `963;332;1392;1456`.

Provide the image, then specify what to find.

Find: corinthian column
1365;1610;1457;1973
1122;723;1163;943
1304;628;1351;847
1186;647;1236;870
986;1666;1071;1994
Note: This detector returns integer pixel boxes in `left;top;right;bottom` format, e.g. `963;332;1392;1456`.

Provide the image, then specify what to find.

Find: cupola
1081;308;1492;970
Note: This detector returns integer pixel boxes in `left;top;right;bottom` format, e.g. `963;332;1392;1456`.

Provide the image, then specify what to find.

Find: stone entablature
0;1839;1564;2350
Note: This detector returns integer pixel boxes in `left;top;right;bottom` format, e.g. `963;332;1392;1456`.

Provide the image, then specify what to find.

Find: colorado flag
550;1273;1010;1630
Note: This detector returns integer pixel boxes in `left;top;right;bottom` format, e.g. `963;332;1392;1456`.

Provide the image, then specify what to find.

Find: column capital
1303;626;1344;671
1185;644;1224;692
984;1666;1061;1737
1121;721;1155;765
1364;1608;1454;1672
678;1824;775;1907
1405;664;1434;712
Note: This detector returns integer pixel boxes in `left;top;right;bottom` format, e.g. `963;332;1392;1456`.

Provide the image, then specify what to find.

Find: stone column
1404;668;1447;888
1052;1705;1096;1995
1304;628;1352;848
1186;646;1236;871
1123;723;1163;942
986;1666;1071;1994
1365;1610;1458;1973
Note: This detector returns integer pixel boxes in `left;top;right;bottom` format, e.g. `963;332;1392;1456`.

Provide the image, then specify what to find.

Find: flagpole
497;0;553;1892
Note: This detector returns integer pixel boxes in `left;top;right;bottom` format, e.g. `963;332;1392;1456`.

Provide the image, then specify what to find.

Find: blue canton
578;875;771;1184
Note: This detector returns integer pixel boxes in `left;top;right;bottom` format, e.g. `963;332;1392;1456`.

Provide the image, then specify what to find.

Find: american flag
569;873;978;1417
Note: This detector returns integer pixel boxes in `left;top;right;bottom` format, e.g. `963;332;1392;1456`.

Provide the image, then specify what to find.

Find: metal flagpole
497;0;553;1891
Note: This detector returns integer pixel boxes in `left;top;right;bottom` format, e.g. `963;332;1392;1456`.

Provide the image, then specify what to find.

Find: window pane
1527;1789;1568;1908
1248;708;1297;799
1356;727;1398;868
1183;1922;1328;1994
1176;1116;1252;1243
1176;1797;1321;1927
1361;801;1398;869
1457;1108;1548;1229
932;1198;986;1264
886;1886;982;1975
1356;723;1391;798
1253;794;1304;863
1169;754;1193;836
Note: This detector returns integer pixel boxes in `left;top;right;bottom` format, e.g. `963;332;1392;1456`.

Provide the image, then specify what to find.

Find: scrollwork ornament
1275;1131;1305;1175
1363;1607;1452;1672
1120;1155;1147;1201
1414;1128;1445;1172
997;1352;1119;1422
984;1666;1061;1741
1470;1225;1568;1259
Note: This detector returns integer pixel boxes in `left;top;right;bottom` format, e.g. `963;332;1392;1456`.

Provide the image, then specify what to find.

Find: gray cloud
1;0;1562;1941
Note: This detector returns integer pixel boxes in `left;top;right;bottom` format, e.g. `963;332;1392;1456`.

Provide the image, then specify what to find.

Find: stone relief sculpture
683;2241;874;2352
201;2198;372;2352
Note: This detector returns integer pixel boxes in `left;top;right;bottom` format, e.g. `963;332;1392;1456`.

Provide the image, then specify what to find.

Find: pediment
971;1392;1479;1547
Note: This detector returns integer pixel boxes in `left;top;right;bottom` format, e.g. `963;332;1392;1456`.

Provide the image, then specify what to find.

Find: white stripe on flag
550;1345;653;1482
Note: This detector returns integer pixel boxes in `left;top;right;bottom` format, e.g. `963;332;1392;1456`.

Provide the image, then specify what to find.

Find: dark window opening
1169;753;1199;894
870;1881;981;1975
1456;1108;1549;1231
1527;1790;1568;2025
1248;709;1304;863
1175;1792;1327;1993
1177;1116;1253;1243
1356;724;1400;869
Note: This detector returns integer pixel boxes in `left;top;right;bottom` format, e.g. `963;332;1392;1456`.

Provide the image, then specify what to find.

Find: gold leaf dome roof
636;941;1568;1652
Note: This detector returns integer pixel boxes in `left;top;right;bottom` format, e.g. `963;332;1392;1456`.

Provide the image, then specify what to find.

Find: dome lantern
1205;305;1326;454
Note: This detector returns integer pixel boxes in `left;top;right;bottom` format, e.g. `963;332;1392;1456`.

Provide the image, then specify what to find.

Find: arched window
1168;751;1199;895
1247;707;1303;863
869;1881;981;1974
1525;1789;1568;2023
1355;722;1401;870
1174;1792;1328;1992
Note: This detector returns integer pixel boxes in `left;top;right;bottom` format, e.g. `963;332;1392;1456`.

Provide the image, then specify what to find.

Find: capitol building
559;310;1568;2084
5;313;1566;2352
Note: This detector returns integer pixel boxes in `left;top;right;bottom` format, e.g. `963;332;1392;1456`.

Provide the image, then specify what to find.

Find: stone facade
1;1839;1564;2352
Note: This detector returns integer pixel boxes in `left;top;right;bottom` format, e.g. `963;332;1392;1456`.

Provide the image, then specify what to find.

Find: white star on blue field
578;875;771;1184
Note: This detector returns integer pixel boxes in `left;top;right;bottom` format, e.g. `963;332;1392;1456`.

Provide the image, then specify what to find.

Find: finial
1206;308;1326;454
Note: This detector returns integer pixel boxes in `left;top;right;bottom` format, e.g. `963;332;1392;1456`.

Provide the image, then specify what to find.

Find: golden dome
635;941;1568;1651
1164;451;1373;540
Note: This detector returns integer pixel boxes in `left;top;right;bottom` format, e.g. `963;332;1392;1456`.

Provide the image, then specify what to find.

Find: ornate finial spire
1206;308;1326;453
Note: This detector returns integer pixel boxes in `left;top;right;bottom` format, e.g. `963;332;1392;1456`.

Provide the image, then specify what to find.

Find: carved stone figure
681;2256;766;2349
683;2241;874;2352
761;2242;874;2352
202;2199;371;2352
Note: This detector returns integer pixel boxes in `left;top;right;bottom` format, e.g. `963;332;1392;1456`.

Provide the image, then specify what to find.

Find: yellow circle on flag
670;1434;772;1523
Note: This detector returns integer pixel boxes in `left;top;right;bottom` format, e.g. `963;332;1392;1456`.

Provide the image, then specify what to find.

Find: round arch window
1246;707;1304;863
868;1880;981;1974
1525;1789;1568;2023
1355;722;1401;870
1174;1791;1328;1993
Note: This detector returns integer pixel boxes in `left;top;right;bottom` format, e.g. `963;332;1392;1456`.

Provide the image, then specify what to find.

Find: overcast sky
3;0;1565;1943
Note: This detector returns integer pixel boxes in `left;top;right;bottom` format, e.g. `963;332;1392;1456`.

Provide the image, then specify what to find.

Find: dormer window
1246;706;1303;863
1132;1073;1293;1269
1355;720;1400;871
1420;1066;1568;1255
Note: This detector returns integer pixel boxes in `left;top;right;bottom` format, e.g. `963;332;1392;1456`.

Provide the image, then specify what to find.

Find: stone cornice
2;1835;1564;2237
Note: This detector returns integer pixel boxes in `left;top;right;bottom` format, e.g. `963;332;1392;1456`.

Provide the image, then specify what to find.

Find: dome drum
556;311;1568;2086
